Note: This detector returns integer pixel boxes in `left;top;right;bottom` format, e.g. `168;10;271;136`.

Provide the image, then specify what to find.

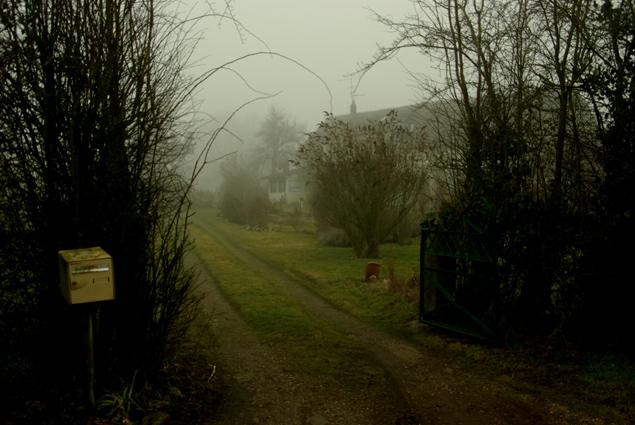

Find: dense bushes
218;159;271;228
372;0;635;348
299;112;428;257
0;0;202;418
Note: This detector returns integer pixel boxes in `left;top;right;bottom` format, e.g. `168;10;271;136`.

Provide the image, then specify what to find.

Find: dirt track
190;225;606;425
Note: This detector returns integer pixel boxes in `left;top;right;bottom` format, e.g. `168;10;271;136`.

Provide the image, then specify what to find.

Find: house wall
267;173;306;207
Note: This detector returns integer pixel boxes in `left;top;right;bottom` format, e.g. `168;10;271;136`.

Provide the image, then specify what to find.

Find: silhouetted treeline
369;0;635;348
1;0;200;419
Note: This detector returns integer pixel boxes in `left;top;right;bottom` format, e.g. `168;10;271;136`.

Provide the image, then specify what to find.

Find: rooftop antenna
346;76;364;114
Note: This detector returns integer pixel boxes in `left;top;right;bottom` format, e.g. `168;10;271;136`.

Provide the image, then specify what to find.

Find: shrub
0;0;201;412
218;160;271;228
317;227;351;247
299;111;428;257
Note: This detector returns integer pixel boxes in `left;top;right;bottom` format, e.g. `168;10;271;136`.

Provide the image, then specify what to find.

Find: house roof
334;104;434;129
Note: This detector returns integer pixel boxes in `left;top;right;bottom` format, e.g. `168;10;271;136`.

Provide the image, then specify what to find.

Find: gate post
420;222;439;319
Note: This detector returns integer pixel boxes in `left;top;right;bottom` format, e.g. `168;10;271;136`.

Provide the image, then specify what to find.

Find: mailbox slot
59;247;115;304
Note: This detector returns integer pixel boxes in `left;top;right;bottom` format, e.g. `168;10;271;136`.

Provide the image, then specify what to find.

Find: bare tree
0;0;211;379
532;0;595;206
364;0;597;208
360;0;607;337
583;0;635;213
253;107;304;179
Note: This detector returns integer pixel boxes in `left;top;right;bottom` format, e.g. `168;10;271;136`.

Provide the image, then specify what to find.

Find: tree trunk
364;239;380;258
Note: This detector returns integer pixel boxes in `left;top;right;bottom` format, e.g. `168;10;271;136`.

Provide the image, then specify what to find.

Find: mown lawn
190;221;393;391
192;208;422;338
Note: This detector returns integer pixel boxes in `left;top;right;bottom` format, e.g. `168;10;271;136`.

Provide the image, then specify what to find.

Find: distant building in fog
262;102;443;211
336;101;432;130
263;166;307;206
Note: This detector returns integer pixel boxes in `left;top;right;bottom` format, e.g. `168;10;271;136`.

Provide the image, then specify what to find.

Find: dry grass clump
386;259;419;305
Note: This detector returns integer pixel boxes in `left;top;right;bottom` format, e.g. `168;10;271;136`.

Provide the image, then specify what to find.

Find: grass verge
193;208;422;339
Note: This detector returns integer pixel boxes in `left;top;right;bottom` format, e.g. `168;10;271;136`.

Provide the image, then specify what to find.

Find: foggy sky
182;0;434;126
178;0;435;190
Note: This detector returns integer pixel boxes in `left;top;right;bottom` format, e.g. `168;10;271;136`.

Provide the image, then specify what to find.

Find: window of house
277;178;286;193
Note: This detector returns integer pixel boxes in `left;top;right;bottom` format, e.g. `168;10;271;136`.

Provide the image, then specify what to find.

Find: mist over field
175;0;434;193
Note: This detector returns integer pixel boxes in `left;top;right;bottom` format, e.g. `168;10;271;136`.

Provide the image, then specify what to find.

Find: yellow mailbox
58;247;115;304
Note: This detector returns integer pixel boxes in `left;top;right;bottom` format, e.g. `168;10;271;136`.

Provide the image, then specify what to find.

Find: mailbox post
58;247;115;407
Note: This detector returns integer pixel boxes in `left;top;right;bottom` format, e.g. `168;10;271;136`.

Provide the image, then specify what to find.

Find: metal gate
419;216;498;342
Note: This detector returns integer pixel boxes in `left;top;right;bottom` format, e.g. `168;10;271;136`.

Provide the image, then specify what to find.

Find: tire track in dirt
188;250;411;424
192;222;607;425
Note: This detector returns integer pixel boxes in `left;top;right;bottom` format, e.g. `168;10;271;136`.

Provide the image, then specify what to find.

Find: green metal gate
419;216;498;342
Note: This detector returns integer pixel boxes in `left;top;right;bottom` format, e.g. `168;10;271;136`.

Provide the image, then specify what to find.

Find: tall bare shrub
0;0;202;383
364;0;604;338
299;112;428;258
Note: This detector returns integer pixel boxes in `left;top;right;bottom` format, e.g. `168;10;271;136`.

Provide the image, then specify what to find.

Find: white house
263;167;307;206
